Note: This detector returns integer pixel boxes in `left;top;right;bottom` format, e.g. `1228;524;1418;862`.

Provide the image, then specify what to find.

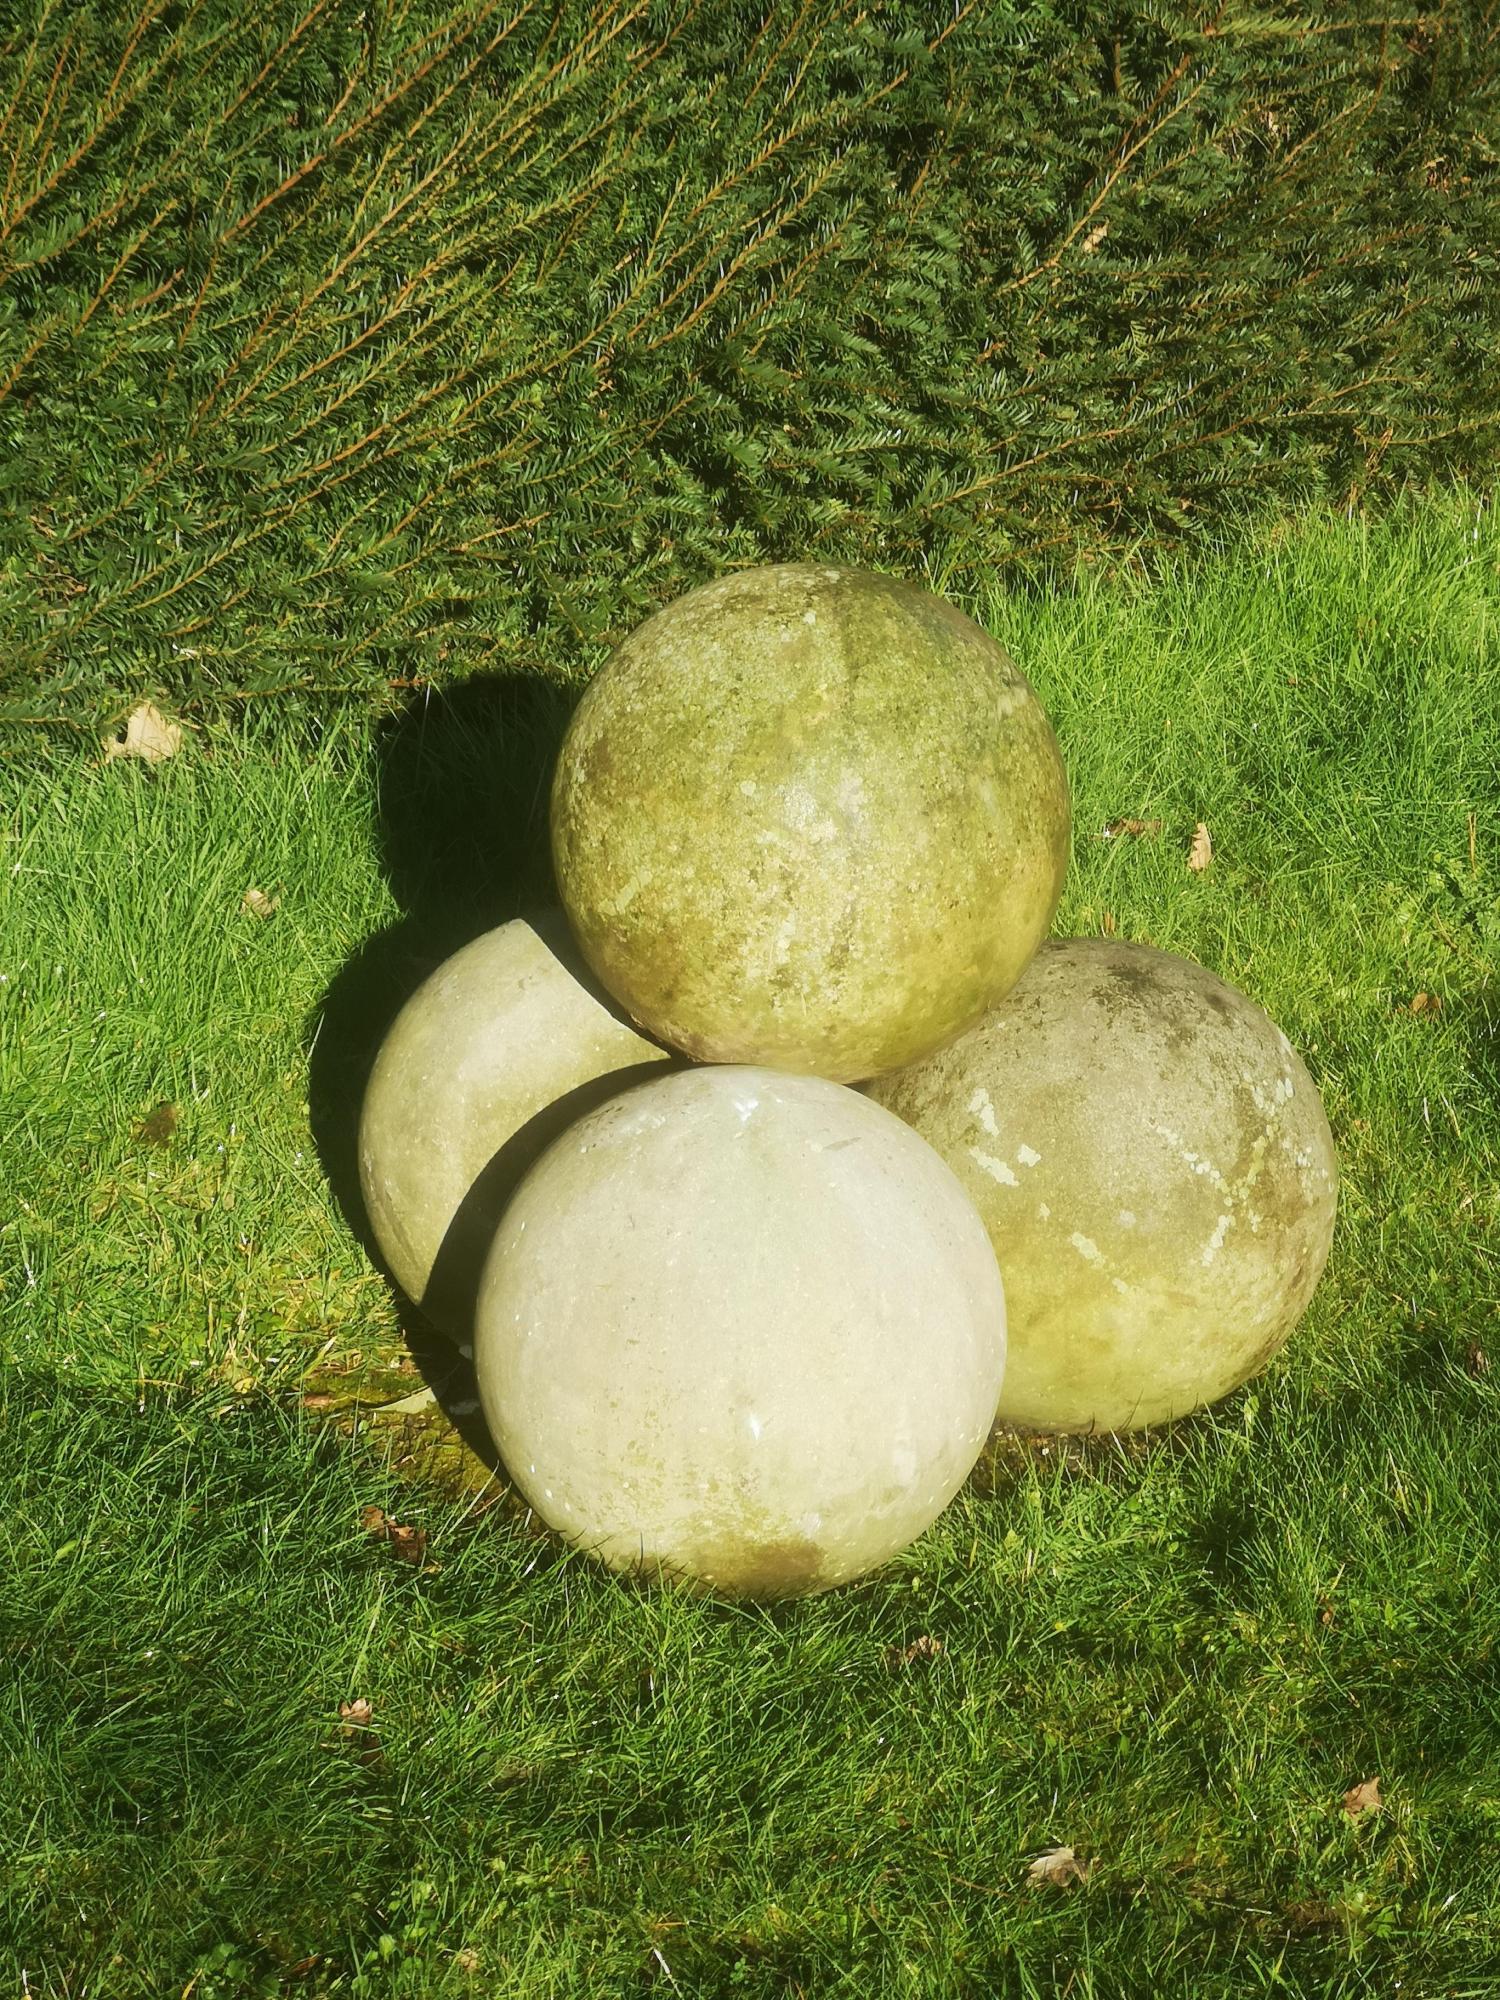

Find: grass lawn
3;500;1499;1997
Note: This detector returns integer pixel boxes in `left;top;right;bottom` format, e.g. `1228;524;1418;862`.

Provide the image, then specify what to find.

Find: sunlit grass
2;500;1498;1996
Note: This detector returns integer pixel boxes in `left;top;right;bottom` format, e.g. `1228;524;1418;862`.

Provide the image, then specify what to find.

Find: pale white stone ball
473;1066;1007;1596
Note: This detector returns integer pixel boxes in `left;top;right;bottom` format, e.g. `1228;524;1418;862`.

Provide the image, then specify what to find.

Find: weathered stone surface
551;564;1070;1081
868;939;1338;1432
359;916;674;1342
473;1066;1007;1598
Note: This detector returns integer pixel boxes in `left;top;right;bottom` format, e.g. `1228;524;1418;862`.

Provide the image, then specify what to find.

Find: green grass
3;500;1500;1996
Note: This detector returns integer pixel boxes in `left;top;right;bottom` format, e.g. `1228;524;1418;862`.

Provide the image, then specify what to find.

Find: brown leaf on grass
1101;909;1117;936
338;1697;382;1767
241;886;280;918
1342;1776;1382;1816
1187;822;1213;873
1464;1340;1490;1378
1408;991;1442;1017
388;1522;428;1564
1026;1845;1092;1888
886;1635;943;1669
134;1101;178;1146
361;1505;427;1563
104;702;181;763
1100;817;1163;840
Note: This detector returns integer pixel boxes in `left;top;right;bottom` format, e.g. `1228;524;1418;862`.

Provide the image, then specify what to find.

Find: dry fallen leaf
241;886;280;918
1101;909;1117;936
1465;1340;1490;1378
1187;822;1213;873
104;702;182;764
1026;1845;1092;1888
886;1635;943;1669
134;1101;178;1146
387;1522;428;1564
1342;1776;1382;1817
1409;991;1442;1017
1100;817;1163;840
338;1696;383;1767
361;1505;427;1564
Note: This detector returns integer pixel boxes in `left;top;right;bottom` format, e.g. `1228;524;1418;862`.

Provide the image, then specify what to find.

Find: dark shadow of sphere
305;671;582;1451
374;671;577;929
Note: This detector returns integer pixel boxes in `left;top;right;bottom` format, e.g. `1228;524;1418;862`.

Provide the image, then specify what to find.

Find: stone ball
867;939;1338;1432
550;564;1070;1081
358;916;674;1343
473;1066;1007;1597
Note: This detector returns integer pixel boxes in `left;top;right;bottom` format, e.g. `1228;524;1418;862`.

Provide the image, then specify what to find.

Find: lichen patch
1200;1213;1233;1265
1146;1117;1229;1194
968;1086;1000;1137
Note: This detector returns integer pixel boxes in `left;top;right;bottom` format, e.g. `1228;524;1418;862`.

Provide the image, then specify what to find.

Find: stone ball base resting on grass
868;938;1338;1434
551;563;1070;1082
473;1066;1008;1598
358;915;674;1345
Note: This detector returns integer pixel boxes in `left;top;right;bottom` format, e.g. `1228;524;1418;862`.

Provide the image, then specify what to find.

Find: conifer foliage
1;1;1496;728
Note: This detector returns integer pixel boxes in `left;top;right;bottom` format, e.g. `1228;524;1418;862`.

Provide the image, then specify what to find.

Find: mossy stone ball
868;939;1338;1432
473;1066;1007;1598
551;564;1070;1081
358;917;673;1343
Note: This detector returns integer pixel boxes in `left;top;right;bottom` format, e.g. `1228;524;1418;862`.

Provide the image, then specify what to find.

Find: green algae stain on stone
676;1531;828;1601
551;564;1070;1082
869;938;1339;1434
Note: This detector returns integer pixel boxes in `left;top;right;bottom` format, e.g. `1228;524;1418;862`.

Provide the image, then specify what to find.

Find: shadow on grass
304;670;578;1486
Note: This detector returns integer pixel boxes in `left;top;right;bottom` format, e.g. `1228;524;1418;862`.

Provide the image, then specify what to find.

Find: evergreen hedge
1;0;1496;734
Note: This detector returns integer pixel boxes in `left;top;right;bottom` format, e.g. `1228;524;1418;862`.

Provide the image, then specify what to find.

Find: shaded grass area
3;501;1500;1994
7;1367;1500;1997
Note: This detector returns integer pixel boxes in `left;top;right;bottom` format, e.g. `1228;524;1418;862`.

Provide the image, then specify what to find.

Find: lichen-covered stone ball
550;564;1070;1081
359;916;673;1343
473;1066;1007;1598
868;939;1338;1433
